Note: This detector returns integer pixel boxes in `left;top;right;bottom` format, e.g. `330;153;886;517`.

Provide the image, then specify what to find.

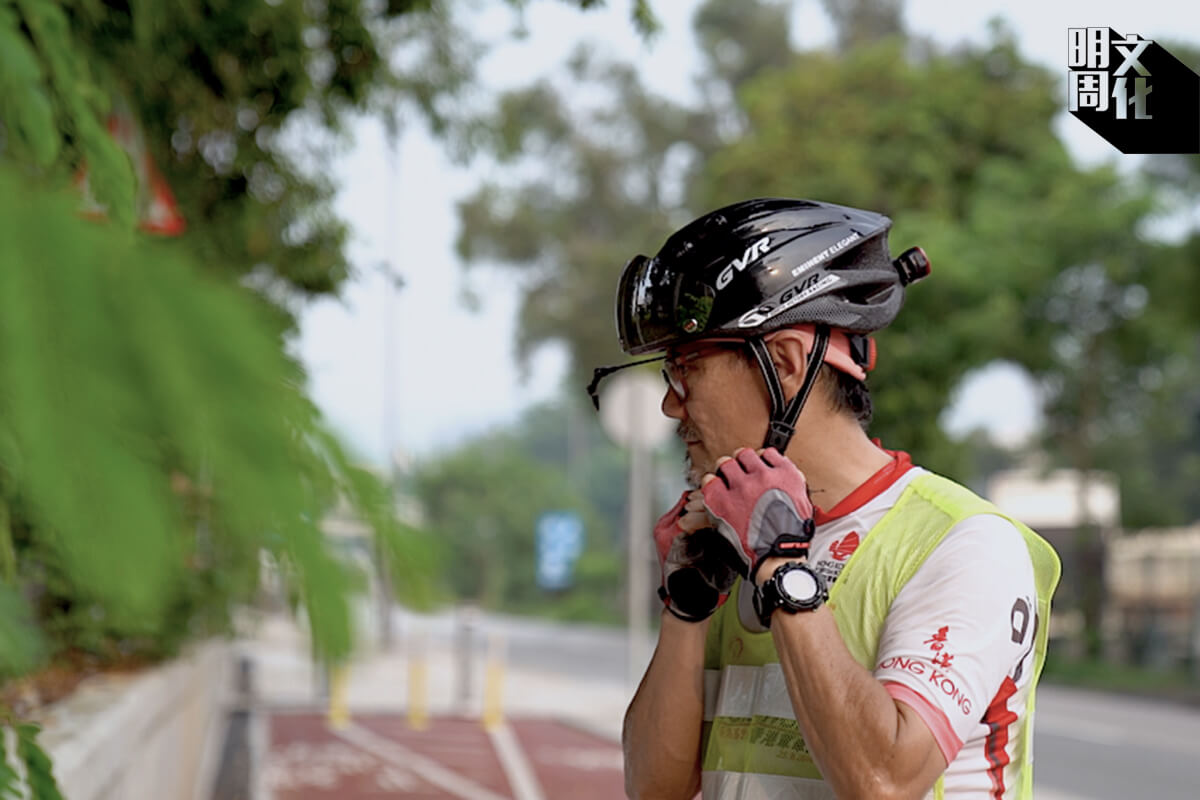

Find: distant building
1108;525;1200;668
986;465;1120;533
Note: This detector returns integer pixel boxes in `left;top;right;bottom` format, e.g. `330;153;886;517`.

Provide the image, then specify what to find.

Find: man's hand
653;491;741;621
701;447;815;584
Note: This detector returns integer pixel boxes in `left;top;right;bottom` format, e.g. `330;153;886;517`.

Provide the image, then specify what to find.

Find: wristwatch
754;562;827;628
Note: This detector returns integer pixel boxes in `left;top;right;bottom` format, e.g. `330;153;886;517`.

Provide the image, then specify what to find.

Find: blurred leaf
0;584;44;681
0;167;426;667
0;0;655;317
0;5;58;167
15;0;135;226
0;729;19;800
15;723;64;800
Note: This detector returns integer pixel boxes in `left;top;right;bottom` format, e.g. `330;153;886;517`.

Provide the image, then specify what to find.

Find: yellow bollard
408;626;429;730
327;663;351;729
481;632;505;731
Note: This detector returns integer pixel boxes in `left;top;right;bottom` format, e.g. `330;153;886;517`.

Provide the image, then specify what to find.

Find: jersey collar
813;443;914;525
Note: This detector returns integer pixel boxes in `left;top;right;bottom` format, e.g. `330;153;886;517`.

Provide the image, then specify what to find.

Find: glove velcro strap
753;525;816;584
766;537;811;560
763;518;816;560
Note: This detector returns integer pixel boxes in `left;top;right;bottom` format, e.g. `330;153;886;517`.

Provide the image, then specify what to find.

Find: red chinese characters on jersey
924;626;950;652
923;626;957;668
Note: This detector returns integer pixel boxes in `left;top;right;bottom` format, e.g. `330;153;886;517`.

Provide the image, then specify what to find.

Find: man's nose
661;384;684;419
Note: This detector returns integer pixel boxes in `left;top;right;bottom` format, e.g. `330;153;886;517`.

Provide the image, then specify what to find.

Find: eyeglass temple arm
586;356;663;410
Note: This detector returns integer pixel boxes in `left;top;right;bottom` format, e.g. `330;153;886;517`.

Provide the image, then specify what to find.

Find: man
588;199;1060;799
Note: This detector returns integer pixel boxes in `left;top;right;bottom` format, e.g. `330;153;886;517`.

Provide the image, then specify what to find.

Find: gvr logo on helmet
715;236;772;290
737;273;841;328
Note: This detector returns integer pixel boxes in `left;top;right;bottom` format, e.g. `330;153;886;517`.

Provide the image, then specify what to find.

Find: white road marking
489;723;548;800
332;721;511;800
534;745;623;771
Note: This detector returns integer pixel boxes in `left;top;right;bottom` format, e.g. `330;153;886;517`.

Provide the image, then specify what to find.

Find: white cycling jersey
811;451;1037;798
711;449;1039;799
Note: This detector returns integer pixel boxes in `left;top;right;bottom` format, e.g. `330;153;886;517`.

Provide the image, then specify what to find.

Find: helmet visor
616;254;716;355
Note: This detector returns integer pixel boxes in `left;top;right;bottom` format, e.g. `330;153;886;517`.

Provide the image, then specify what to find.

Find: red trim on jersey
813;444;914;525
883;680;963;764
982;676;1019;798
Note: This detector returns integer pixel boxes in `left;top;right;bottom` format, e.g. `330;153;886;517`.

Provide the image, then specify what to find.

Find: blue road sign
536;511;585;591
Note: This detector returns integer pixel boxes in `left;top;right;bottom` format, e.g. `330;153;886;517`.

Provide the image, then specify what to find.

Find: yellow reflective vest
700;473;1061;799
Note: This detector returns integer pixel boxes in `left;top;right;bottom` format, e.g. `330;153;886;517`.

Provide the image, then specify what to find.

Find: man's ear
766;332;812;399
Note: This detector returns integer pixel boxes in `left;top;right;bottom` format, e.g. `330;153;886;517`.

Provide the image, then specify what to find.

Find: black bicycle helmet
597;198;929;452
617;198;927;353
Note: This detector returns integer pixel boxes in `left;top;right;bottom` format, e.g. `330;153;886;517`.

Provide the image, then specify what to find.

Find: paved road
261;713;624;800
247;609;1200;798
402;609;1200;800
1032;685;1200;800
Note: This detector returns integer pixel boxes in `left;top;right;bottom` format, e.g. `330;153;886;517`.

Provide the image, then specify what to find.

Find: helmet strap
748;326;831;453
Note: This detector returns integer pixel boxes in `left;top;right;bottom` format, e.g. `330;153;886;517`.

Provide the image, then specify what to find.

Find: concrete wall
32;640;232;800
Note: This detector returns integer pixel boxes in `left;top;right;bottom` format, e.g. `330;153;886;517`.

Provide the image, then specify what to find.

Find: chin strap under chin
747;325;831;453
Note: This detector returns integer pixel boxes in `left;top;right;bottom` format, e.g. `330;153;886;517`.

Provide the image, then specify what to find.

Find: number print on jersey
1010;597;1031;644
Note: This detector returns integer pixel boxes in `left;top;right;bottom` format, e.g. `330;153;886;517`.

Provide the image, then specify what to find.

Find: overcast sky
293;0;1197;466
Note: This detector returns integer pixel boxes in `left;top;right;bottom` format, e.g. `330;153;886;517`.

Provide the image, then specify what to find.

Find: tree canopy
2;0;659;310
455;0;1196;492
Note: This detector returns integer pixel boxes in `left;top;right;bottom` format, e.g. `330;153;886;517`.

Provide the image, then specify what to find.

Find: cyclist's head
610;198;929;450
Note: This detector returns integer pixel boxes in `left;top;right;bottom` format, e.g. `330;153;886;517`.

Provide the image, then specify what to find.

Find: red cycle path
264;712;625;800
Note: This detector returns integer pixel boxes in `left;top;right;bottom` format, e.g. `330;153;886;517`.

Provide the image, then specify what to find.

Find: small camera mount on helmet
893;247;931;286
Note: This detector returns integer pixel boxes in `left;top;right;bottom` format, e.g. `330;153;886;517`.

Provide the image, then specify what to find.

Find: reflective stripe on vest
702;769;836;800
700;473;1062;799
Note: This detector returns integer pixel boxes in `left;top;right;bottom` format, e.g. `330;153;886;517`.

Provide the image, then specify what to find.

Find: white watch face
780;568;819;602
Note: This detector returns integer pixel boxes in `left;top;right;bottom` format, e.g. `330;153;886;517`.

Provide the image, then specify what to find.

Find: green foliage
455;2;1199;502
0;722;65;800
1042;652;1199;696
0;584;43;682
6;0;136;226
0;730;18;800
693;29;1164;478
456;42;725;376
692;0;792;89
0;169;436;677
0;0;659;310
413;398;632;623
313;427;440;610
1;0;458;297
0;0;660;683
0;3;59;168
0;0;657;789
14;724;64;800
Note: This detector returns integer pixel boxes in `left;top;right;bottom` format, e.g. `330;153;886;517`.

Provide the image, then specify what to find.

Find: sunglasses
586;340;746;411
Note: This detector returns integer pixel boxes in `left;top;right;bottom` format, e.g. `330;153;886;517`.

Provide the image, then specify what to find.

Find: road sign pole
597;371;675;691
626;439;651;688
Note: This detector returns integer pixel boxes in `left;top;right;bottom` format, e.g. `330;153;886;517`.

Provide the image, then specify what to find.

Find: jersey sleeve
872;514;1038;764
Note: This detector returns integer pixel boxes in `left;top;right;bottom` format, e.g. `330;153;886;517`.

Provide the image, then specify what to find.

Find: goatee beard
683;452;703;490
678;423;703;489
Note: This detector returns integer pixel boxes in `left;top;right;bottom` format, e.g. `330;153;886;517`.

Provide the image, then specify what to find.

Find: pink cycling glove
653;491;740;622
700;447;816;584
